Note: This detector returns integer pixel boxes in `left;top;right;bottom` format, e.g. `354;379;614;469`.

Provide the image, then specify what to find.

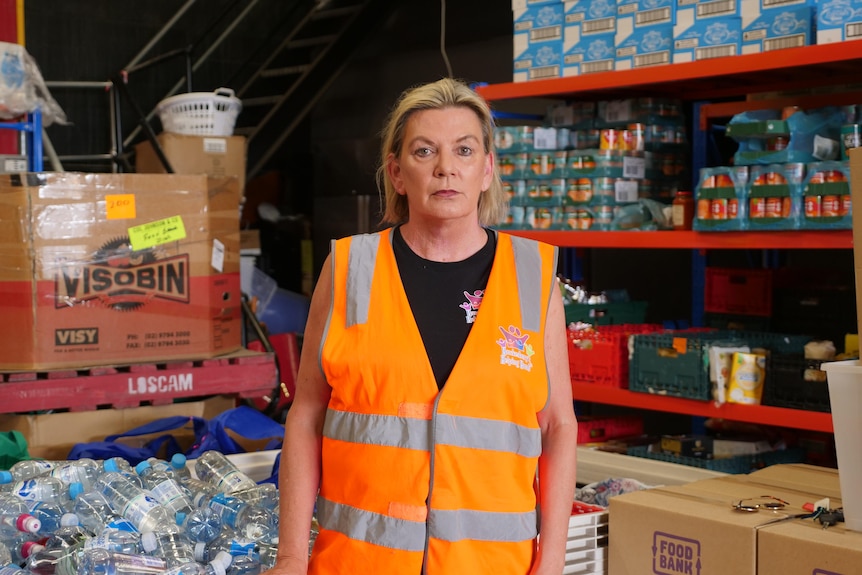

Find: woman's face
387;106;494;225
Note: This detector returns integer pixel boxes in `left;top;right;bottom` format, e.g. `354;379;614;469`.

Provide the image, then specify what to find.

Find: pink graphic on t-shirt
459;289;484;324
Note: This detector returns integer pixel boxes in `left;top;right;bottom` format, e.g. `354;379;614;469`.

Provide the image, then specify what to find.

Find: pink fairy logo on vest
497;325;535;372
459;290;484;324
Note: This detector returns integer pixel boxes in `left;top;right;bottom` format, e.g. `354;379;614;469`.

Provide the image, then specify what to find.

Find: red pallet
567;324;664;390
0;350;278;413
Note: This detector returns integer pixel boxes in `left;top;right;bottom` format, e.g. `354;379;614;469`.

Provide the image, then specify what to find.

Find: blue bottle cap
103;459;119;473
69;482;84;500
176;512;187;526
134;460;151;475
170;453;187;469
0;470;12;484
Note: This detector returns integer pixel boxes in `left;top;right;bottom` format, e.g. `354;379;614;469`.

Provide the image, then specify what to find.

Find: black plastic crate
626;445;807;474
762;354;832;413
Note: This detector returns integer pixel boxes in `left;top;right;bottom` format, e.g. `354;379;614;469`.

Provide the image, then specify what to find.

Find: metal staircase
229;0;393;180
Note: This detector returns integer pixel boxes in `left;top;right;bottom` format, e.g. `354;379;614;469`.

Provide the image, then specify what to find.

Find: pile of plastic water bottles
0;450;302;575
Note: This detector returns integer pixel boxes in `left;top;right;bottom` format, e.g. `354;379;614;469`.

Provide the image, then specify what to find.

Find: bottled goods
1;460;55;482
8;477;70;506
50;459;101;491
83;529;142;555
93;472;174;534
194;452;258;495
76;548;167;575
672;190;694;230
19;499;78;535
164;552;232;575
225;553;261;575
0;495;41;538
140;531;196;569
134;462;194;517
0;565;29;575
199;493;277;541
176;508;222;543
0;542;11;565
169;455;192;483
26;542;83;575
103;458;134;475
71;490;137;533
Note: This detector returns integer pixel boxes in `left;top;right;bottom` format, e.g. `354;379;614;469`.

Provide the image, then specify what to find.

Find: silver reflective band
323;409;431;451
429;507;538;543
510;236;542;333
323;409;540;458
317;497;426;552
435;413;541;458
345;233;380;327
316;498;538;548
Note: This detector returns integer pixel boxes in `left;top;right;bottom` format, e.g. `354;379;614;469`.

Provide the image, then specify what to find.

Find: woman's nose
435;150;456;176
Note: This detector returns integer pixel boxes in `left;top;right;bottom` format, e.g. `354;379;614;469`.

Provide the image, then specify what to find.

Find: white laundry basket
156;87;242;136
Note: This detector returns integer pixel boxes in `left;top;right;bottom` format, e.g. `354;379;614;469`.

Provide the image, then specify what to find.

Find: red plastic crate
704;267;773;317
577;415;644;444
567;324;664;390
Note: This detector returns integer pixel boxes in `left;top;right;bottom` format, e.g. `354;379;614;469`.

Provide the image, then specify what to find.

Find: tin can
714;173;735;188
529;152;553;177
594;205;614;225
711;198;728;220
600;129;619;150
750;197;766;219
697;198;711;220
841;124;862;160
804;195;821;219
728;199;739;219
784;163;806;183
822;195;841;217
765;197;783;218
841;194;852;216
577;210;593;230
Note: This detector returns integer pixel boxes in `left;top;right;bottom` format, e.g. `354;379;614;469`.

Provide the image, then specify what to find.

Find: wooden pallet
0;350;278;412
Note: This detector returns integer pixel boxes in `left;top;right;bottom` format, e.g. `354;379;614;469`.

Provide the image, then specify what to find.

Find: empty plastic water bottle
226;553;261;575
140;531;196;569
2;460;56;482
103;457;135;475
134;462;194;517
169;454;192;483
0;564;30;575
8;476;71;506
76;547;167;575
193;531;255;565
93;472;174;533
26;541;84;575
82;528;142;555
194;452;258;495
71;489;137;533
50;458;101;491
19;499;78;535
0;494;41;538
176;508;222;543
199;493;277;541
0;541;12;566
163;551;232;575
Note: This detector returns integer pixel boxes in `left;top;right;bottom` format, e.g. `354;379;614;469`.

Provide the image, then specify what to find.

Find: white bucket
823;359;862;531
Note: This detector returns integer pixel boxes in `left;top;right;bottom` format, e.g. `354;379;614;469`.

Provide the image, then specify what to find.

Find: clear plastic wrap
0;41;67;126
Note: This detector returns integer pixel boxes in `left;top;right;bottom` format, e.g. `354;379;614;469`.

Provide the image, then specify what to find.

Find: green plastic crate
626;445;806;474
564;301;647;326
629;330;811;400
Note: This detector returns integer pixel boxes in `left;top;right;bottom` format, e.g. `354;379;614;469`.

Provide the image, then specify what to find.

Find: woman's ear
386;153;406;195
482;152;495;191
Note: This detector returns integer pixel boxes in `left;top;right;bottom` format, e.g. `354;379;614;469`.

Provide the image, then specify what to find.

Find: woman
267;77;577;575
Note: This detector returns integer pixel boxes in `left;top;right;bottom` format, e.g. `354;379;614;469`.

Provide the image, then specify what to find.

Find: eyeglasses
732;495;789;512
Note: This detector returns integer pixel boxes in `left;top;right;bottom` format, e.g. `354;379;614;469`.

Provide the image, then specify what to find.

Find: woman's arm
531;283;578;575
265;256;334;575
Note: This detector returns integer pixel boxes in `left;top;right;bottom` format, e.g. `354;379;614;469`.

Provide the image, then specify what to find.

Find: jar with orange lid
672;190;694;230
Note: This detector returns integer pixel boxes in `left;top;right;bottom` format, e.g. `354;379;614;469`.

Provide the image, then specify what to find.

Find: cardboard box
513;2;565;81
0;395;236;460
0;173;243;370
816;0;862;44
135;133;247;197
850;147;862;339
741;5;814;54
610;465;858;575
673;16;742;63
563;0;617;75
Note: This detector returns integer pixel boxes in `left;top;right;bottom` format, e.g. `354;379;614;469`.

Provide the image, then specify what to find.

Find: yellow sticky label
106;194;136;220
128;216;186;250
672;337;688;354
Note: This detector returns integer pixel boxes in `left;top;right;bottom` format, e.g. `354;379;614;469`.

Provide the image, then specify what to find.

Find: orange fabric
313;229;556;575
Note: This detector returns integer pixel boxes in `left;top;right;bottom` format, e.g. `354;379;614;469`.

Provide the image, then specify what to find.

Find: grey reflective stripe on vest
317;497;537;549
323;408;431;451
324;409;540;458
316;496;426;552
509;235;543;333
345;233;380;327
429;508;538;543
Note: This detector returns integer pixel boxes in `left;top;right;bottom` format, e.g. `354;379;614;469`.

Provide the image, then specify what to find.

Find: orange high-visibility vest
311;228;558;575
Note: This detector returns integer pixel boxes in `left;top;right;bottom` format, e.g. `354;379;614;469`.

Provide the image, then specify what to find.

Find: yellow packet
726;352;767;405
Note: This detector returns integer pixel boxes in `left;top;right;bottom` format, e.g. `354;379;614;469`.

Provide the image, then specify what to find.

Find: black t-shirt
392;226;496;390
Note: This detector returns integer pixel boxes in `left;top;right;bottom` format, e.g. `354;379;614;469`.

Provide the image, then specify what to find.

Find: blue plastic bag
187;405;285;459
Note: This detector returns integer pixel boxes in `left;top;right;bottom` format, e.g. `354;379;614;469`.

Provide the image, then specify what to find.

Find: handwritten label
106;194;136;220
128;216;186;250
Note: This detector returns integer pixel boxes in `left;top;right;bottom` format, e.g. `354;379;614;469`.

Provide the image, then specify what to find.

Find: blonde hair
376;78;507;226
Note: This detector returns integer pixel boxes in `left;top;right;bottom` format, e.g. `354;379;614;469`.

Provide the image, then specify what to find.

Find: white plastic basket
156;87;242;136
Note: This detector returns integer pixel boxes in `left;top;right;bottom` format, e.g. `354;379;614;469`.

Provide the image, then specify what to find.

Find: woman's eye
414;147;433;157
458;146;473;156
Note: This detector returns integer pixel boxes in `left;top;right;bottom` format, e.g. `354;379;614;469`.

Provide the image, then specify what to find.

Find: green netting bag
0;431;30;470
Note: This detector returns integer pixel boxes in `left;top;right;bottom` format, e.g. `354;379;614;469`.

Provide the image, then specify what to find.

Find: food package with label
726;351;768;405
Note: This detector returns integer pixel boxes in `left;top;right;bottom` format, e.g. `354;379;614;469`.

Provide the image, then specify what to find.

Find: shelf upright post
689;101;710;328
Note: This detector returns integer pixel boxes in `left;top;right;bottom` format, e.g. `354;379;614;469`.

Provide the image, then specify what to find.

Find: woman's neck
398;221;488;263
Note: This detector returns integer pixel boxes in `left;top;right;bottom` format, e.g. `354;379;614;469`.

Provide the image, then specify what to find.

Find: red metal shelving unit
478;45;860;434
504;229;853;250
571;383;833;434
0;350;278;413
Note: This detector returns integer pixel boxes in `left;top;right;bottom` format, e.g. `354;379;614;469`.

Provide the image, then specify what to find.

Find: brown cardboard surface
0;173;243;370
848;147;862;339
0;395;235;460
759;518;862;575
135;133;247;196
